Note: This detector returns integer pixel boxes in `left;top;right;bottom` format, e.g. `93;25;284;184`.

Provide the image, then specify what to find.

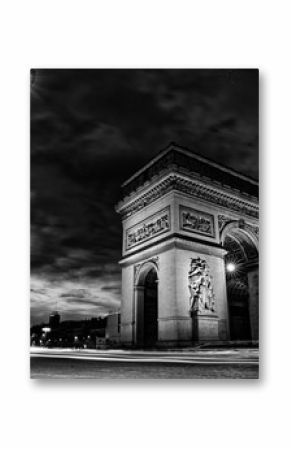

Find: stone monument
116;143;259;347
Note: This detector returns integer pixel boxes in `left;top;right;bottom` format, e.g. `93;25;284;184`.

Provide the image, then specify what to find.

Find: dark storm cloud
101;286;122;292
31;69;258;323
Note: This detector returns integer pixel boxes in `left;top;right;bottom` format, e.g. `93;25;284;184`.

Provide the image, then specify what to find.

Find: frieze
117;175;259;220
180;206;215;238
126;207;170;250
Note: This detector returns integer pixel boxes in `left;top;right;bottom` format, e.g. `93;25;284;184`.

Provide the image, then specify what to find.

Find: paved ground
30;347;259;379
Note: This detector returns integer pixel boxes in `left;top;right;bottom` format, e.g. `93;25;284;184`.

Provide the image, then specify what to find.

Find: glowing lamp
226;263;236;273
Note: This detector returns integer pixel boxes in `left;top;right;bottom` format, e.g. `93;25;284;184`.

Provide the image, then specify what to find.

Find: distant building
30;316;106;348
49;311;60;329
105;313;121;346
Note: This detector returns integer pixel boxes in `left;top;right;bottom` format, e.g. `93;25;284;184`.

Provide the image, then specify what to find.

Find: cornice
116;173;259;220
121;144;258;197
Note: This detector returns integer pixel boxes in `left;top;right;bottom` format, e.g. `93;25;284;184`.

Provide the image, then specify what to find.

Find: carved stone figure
188;257;215;313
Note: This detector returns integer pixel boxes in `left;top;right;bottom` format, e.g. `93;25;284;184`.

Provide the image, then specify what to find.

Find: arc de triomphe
116;143;259;347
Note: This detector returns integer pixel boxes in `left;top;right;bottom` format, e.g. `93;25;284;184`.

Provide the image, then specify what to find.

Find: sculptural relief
126;207;170;249
188;257;216;314
180;206;215;238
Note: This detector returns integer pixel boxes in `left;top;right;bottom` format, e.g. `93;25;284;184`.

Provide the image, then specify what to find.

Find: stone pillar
192;311;219;341
247;266;259;341
214;255;230;341
157;248;182;345
134;285;144;346
120;264;135;346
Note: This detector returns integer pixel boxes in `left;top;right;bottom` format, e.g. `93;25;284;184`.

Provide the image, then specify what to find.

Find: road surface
30;347;259;379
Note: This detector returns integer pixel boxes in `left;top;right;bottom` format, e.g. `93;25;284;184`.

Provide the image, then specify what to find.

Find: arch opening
135;264;158;347
223;226;259;341
143;268;158;347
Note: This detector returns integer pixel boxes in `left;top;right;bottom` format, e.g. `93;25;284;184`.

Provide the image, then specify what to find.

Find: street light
226;262;236;273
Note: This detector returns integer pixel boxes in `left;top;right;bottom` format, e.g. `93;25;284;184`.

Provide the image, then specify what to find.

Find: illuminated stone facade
116;143;259;347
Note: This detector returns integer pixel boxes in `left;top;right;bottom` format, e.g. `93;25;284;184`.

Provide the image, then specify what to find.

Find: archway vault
221;221;259;341
220;220;259;261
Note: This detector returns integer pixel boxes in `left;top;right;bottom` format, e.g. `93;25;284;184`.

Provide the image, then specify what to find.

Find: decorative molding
188;257;216;314
218;214;232;233
126;207;170;250
218;214;259;241
248;223;259;239
180;206;215;238
117;175;259;220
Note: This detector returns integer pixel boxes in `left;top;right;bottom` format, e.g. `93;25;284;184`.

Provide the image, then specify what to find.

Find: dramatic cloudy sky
31;69;258;324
